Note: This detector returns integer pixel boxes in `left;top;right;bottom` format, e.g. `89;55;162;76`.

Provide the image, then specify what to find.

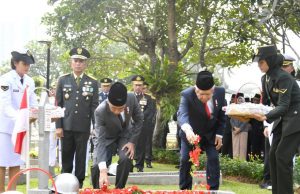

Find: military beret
282;54;296;66
100;78;112;86
131;75;145;84
11;50;35;65
196;70;214;90
252;45;277;62
69;47;90;59
108;82;127;106
236;92;244;98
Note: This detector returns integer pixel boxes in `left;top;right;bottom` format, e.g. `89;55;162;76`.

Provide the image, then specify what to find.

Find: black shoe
259;182;271;189
175;165;180;169
137;168;144;172
146;164;153;168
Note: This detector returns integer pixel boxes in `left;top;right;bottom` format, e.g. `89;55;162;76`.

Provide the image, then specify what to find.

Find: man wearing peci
92;82;143;189
55;47;99;188
177;70;226;190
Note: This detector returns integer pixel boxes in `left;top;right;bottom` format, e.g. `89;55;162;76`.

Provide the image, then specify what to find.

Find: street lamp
38;40;52;90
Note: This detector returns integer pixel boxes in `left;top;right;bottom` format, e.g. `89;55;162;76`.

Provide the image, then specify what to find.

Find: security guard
0;50;38;192
99;78;112;104
131;75;156;172
142;82;157;168
55;47;99;188
251;45;300;194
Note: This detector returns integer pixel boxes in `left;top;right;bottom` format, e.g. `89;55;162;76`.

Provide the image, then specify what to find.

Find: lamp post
38;40;52;89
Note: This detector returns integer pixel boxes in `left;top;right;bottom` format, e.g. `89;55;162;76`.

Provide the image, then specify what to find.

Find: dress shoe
146;164;153;168
259;181;272;189
137;168;144;172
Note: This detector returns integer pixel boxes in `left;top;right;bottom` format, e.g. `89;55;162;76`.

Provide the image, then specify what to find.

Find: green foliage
153;149;264;182
152;149;180;164
294;156;300;185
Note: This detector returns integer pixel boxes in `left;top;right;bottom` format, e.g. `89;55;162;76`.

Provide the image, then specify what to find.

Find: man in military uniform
99;78;112;104
142;82;157;168
55;47;99;187
131;75;156;172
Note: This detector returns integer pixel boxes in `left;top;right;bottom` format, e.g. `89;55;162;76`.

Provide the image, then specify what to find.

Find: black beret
131;75;145;84
100;78;112;85
108;82;127;106
244;97;250;102
69;47;90;59
236;92;244;98
252;45;277;62
11;50;35;64
196;70;214;90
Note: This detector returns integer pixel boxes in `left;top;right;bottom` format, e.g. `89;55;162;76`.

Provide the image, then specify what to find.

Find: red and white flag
12;87;29;161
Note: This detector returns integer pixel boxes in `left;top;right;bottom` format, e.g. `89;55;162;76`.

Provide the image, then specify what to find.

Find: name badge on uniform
13;89;19;92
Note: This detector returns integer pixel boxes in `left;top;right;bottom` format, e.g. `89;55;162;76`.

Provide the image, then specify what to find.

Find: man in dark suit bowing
177;70;226;190
91;82;143;189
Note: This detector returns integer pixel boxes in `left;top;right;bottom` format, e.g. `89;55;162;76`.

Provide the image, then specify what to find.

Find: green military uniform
254;45;300;194
131;75;156;171
55;47;99;187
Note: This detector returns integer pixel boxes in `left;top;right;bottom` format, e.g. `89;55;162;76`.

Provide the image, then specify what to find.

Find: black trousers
135;125;147;169
61;131;90;188
221;131;232;158
263;137;271;182
145;126;155;165
270;130;300;194
91;138;133;189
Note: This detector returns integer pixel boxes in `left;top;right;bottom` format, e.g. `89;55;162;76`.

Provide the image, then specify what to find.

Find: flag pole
26;123;31;192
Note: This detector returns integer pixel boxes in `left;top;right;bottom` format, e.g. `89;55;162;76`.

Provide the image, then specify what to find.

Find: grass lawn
14;159;271;194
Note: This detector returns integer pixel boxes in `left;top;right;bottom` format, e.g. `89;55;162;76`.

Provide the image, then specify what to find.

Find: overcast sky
0;0;50;63
0;0;299;94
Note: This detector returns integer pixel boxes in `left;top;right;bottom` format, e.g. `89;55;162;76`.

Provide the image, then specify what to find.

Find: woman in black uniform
252;45;300;194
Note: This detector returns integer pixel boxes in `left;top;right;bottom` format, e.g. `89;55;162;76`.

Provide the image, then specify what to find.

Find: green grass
13;158;271;194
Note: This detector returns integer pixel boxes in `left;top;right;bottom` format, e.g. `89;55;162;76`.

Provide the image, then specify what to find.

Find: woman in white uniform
0;50;37;192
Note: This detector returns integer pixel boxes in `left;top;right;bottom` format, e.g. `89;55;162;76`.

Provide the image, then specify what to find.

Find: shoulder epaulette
86;74;97;81
59;73;71;78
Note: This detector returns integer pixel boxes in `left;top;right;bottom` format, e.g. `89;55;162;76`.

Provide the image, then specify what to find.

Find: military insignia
1;85;9;91
86;96;89;100
273;88;287;94
89;81;92;85
77;48;82;54
65;93;69;99
26;50;32;56
83;92;88;96
104;79;107;83
136;76;141;81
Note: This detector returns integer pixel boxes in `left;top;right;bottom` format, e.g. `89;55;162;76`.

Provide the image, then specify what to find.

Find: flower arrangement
188;135;211;191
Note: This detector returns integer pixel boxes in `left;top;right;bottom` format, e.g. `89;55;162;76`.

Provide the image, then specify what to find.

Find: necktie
76;77;81;86
204;102;211;119
20;78;24;85
118;114;125;128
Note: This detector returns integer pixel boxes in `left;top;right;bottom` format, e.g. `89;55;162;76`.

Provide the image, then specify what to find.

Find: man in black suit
92;82;143;189
55;47;99;187
177;70;226;190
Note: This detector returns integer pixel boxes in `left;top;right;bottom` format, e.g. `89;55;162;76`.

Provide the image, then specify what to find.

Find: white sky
0;0;50;62
0;0;299;94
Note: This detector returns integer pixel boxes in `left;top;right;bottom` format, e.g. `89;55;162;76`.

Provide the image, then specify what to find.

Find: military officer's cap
252;45;277;62
108;82;127;106
131;75;145;85
231;94;236;99
236;92;244;98
196;70;214;90
69;47;90;60
282;53;296;66
11;50;35;65
100;78;113;86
